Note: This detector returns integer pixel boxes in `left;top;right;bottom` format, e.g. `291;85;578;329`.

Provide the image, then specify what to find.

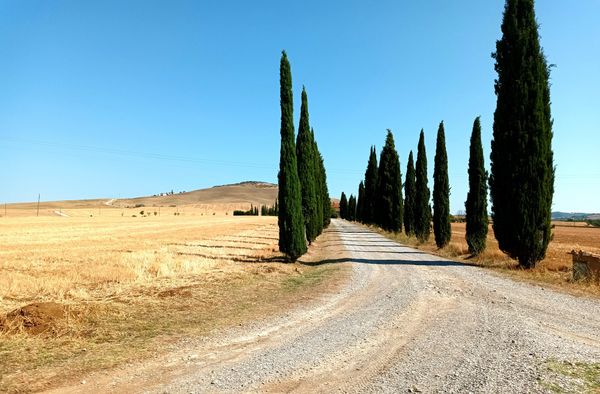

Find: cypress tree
277;51;307;260
312;137;330;228
404;151;416;236
296;88;319;244
311;129;324;236
433;121;451;248
376;130;403;232
339;192;348;220
414;129;431;242
465;117;489;256
490;0;554;268
316;148;331;227
363;147;378;224
357;181;365;223
348;194;357;221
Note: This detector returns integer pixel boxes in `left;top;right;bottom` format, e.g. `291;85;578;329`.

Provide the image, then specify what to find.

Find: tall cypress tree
490;0;554;268
348;194;357;221
311;129;324;237
339;192;348;220
357;181;365;223
414;129;431;242
466;117;489;256
277;51;307;260
433;121;451;248
376;130;403;232
404;151;416;236
296;89;319;244
363;147;378;224
317;151;331;227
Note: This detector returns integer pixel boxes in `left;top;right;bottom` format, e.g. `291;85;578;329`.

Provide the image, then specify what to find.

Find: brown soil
1;302;68;335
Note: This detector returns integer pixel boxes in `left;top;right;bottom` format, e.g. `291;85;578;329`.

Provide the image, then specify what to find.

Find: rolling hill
115;181;278;208
4;181;279;216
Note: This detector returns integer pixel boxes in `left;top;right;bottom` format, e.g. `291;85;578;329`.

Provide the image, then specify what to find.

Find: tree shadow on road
299;257;477;268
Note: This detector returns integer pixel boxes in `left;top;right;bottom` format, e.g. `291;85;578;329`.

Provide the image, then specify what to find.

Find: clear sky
1;1;598;213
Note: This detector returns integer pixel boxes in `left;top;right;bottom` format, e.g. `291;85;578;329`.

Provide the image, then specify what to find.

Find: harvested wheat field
0;214;343;392
378;222;600;296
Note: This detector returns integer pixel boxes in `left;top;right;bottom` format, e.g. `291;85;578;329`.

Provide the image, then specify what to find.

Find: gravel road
53;219;600;393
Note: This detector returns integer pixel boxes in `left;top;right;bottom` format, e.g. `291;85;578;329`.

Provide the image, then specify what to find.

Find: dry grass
0;213;343;392
373;222;600;297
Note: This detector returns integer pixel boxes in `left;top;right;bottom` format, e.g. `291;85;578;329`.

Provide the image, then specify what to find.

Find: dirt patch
1;302;68;335
157;287;194;298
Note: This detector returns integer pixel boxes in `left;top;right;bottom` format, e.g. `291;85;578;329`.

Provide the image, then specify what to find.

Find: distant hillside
116;181;278;208
6;181;279;213
552;211;600;221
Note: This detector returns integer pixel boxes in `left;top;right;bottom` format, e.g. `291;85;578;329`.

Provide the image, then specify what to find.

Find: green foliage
489;0;554;268
277;51;307;260
414;129;431;242
403;151;416;236
465;117;489;256
376;130;403;232
233;204;259;216
296;88;320;244
363;146;379;224
348;194;357;221
433;121;451;248
311;131;325;235
316;148;331;229
356;181;365;223
586;220;600;228
339;192;348;220
261;200;279;216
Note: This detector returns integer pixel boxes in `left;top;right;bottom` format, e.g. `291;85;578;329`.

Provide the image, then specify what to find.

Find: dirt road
52;219;600;393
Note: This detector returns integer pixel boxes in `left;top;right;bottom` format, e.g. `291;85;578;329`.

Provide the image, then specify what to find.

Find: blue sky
1;1;598;213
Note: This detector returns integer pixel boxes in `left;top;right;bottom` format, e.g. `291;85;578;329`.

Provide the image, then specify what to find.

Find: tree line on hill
339;0;554;269
232;201;279;216
277;51;331;261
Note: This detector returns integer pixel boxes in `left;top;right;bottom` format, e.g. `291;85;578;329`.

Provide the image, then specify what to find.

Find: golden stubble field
0;209;343;392
380;221;600;295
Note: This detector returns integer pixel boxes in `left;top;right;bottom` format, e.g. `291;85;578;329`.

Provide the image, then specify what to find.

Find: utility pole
36;194;40;217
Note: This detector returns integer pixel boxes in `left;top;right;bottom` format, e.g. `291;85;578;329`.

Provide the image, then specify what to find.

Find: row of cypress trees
343;121;488;253
343;0;555;269
282;0;554;268
277;51;330;261
339;192;356;221
344;128;436;242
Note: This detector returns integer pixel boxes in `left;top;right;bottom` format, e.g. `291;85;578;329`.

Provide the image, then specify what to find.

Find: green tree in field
376;130;403;232
404;151;416;236
490;0;554;268
339;192;348;220
433;121;451;248
363;146;378;224
296;88;320;244
348;194;357;221
465;117;489;256
414;129;431;242
357;181;365;223
277;51;307;260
